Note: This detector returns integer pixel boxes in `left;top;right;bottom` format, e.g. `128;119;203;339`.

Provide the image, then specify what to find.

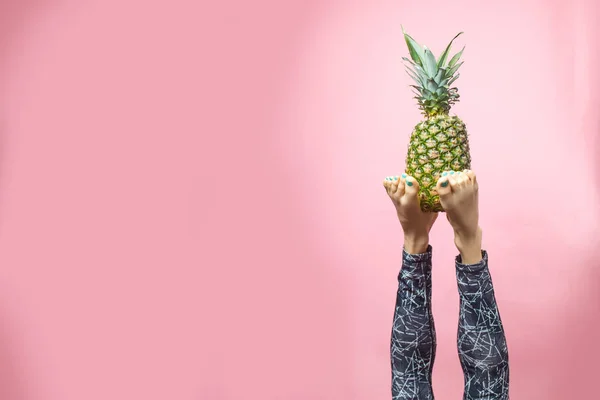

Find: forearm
456;250;509;400
391;246;436;399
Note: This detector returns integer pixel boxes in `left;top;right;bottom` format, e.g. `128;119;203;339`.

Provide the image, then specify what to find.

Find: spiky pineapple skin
405;114;471;212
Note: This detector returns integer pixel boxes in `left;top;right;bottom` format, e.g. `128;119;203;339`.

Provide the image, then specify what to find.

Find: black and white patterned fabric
391;246;509;399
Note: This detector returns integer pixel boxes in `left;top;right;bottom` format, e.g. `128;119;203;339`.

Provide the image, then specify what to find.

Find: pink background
0;0;598;399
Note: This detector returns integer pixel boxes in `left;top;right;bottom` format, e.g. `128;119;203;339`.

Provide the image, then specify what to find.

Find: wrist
403;233;430;255
454;228;483;264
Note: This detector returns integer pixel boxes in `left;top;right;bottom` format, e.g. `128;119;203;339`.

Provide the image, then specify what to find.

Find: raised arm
436;170;510;400
384;174;438;400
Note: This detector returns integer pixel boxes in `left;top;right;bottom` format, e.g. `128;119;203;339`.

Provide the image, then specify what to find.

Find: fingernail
441;180;448;187
394;176;399;180
406;180;413;187
442;171;448;176
401;173;406;178
450;171;455;175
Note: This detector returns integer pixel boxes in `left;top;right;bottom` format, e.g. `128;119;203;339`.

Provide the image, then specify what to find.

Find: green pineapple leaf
426;79;437;92
402;57;428;78
448;46;465;68
402;57;420;73
422;47;437;77
406;70;425;86
403;63;426;86
447;61;464;77
437;32;463;68
433;69;444;84
447;73;460;86
402;26;425;66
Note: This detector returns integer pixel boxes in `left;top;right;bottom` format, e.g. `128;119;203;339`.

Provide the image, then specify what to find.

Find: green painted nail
401;173;406;178
406;181;413;187
441;180;448;187
450;171;455;175
442;171;448;176
394;176;399;180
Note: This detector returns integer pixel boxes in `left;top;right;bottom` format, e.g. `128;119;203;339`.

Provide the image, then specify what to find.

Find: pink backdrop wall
0;0;598;399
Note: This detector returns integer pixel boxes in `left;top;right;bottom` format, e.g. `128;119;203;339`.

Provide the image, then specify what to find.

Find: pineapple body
405;114;471;212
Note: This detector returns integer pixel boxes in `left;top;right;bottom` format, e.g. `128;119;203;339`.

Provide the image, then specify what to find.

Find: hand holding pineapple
383;174;437;254
384;170;482;264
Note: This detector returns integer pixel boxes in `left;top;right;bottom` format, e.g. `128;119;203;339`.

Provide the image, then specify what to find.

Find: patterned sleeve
390;245;436;400
456;250;510;400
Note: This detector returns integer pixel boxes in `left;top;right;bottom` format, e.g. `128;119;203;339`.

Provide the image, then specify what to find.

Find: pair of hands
383;170;481;259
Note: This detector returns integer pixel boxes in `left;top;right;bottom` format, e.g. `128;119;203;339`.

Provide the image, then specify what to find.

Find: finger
403;175;420;197
395;174;406;196
390;175;400;194
383;176;393;194
455;170;468;186
436;171;452;195
463;169;478;191
464;169;477;183
447;171;460;190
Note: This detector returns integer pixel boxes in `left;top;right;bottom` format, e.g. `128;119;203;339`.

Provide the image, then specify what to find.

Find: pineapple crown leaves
401;26;465;116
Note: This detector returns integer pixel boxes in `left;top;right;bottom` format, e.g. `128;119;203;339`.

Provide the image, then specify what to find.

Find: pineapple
402;27;471;212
